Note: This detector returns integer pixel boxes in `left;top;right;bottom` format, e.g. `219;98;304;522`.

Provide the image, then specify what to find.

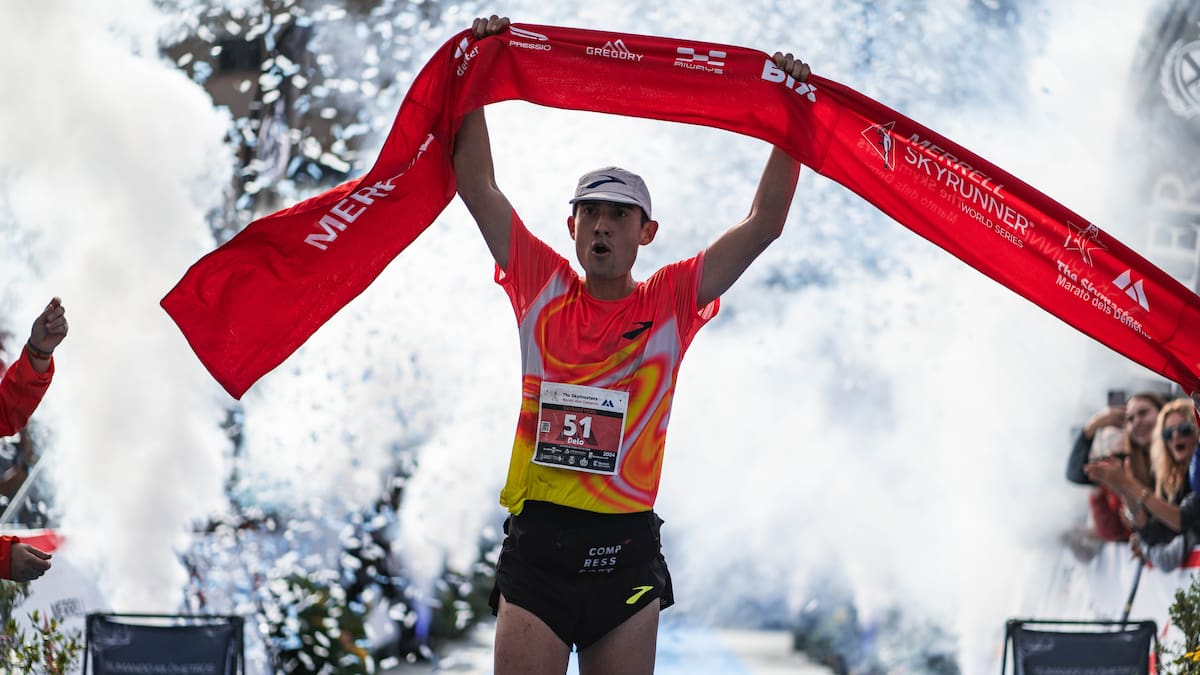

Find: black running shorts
489;500;673;650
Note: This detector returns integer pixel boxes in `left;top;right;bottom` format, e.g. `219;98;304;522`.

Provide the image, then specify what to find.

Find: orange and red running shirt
496;212;717;515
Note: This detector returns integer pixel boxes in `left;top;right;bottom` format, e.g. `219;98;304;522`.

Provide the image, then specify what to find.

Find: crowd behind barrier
1060;383;1200;646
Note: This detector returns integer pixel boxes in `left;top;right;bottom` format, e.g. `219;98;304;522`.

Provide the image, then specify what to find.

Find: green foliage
426;559;495;645
0;582;82;675
265;572;373;674
1167;572;1200;674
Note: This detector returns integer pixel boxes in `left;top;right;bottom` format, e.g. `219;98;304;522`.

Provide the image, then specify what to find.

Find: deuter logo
675;47;726;74
1064;220;1107;266
861;122;896;170
586;39;644;62
509;26;551;51
761;59;817;102
1113;269;1150;311
455;37;479;77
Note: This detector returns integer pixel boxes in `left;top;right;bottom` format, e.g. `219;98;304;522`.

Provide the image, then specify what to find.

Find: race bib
534;382;628;475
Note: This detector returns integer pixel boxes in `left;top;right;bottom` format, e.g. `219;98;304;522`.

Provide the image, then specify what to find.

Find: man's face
1125;397;1159;448
568;201;656;285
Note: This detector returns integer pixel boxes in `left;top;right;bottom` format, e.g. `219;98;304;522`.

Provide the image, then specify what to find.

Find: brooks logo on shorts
625;585;654;604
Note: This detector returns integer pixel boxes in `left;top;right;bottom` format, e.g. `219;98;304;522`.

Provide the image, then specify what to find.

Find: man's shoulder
643;252;704;285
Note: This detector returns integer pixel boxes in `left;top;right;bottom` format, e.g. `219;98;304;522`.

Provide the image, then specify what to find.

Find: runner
453;15;809;674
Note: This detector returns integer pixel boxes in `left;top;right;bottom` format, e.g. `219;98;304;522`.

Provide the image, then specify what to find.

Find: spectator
1086;427;1134;542
0;298;68;582
1067;391;1165;489
1087;398;1199;567
1064;392;1165;557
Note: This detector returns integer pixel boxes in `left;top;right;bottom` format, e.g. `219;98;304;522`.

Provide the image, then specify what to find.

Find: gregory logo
587;39;644;62
675;47;726;74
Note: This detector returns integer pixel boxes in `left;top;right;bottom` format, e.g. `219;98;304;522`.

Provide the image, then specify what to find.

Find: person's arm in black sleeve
1066;429;1094;485
1180;492;1200;534
1069;406;1125;484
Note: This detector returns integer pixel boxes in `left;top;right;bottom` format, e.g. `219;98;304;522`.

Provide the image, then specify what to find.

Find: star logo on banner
1064;220;1107;266
861;122;896;170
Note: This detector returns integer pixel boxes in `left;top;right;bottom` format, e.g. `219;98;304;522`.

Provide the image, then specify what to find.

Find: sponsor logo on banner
1113;269;1151;311
455;36;479;76
675;47;726;74
1161;38;1200;118
1053;260;1152;339
901;133;1028;248
861;122;896;169
509;26;551;51
1064;220;1108;266
586;39;644;62
760;59;817;102
305;134;435;251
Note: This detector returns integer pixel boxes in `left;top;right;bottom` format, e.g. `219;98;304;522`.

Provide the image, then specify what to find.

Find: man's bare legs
579;601;658;675
494;595;570;675
494;595;659;675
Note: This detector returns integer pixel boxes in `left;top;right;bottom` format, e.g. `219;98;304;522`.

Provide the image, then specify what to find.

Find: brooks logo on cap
569;166;653;218
586;175;626;189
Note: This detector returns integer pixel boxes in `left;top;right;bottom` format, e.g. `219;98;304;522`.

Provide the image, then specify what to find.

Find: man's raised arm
697;52;810;308
453;15;514;269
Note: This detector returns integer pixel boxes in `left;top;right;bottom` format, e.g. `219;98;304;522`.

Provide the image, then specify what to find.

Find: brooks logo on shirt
622;321;653;339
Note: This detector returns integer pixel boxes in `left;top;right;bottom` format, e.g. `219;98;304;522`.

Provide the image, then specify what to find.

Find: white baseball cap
568;166;652;219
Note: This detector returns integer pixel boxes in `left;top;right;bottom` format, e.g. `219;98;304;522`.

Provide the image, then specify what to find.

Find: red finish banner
162;23;1200;399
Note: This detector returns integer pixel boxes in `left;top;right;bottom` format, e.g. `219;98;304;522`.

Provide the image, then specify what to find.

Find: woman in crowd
1087;397;1200;568
1069;392;1165;541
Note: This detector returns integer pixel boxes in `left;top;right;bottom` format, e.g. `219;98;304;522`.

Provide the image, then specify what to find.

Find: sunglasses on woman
1162;422;1198;442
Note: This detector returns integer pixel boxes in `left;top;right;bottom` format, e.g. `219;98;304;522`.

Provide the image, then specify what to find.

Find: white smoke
373;2;1158;671
0;1;232;609
0;0;1167;671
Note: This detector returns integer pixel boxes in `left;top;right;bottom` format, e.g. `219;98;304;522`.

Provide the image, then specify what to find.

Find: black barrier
1001;619;1158;675
84;613;244;675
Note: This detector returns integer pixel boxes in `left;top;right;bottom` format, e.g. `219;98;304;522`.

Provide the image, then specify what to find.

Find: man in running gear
453;15;809;675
